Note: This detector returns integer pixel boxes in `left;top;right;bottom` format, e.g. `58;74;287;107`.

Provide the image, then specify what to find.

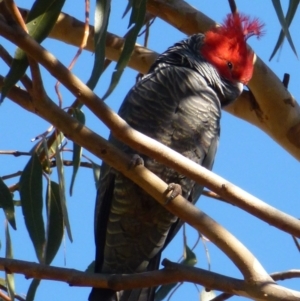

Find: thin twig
211;269;300;301
0;290;11;301
54;0;90;108
8;183;18;192
50;160;92;168
0;150;31;157
0;284;26;301
1;171;22;180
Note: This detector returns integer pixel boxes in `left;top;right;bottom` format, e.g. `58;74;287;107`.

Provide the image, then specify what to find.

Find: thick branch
14;6;155;75
147;0;300;160
0;84;295;301
1;20;299;239
1;17;300;301
0;257;299;301
1;77;269;286
16;2;299;160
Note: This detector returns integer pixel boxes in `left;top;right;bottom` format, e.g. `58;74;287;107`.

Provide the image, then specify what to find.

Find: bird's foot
165;183;182;204
128;154;144;169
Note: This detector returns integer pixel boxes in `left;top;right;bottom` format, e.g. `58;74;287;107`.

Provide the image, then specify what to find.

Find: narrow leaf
19;153;45;263
102;0;147;100
91;161;101;190
5;221;15;301
69;109;85;196
0;0;66;102
271;0;298;59
181;245;197;267
122;0;133;18
155;283;177;301
0;59;29;102
0;178;16;229
0;277;6;286
55;146;73;242
270;0;299;60
84;0;111;92
86;261;95;273
32;129;65;170
26;279;41;301
155;245;196;300
45;181;64;265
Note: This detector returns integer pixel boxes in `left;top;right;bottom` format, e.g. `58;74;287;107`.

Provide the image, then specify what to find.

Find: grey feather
89;34;242;301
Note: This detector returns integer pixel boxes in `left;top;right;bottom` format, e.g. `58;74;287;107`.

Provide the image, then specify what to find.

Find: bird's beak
236;81;244;95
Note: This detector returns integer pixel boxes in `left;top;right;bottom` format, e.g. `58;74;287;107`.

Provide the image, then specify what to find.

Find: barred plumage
89;14;263;300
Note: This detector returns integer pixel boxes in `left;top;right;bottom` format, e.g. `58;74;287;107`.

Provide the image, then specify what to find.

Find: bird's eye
227;61;233;70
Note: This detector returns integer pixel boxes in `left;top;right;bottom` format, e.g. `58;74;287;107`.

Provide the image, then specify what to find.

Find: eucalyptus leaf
271;0;298;59
26;279;41;301
0;0;65;102
19;153;45;263
92;161;101;190
154;283;178;301
270;0;299;60
102;0;147;100
45;181;64;265
5;222;15;301
0;178;16;229
85;0;111;91
69;109;85;196
55;145;73;242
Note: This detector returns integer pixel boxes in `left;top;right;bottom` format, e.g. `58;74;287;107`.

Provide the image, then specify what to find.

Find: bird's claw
128;154;144;170
165;183;182;204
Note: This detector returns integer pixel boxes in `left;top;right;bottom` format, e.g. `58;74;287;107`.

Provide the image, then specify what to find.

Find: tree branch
1;14;300;301
1;20;299;239
0;74;270;286
211;269;300;301
146;0;300;161
13;2;299;161
0;73;298;301
0;257;299;300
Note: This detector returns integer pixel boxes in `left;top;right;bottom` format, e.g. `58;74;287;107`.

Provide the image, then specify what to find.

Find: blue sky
0;1;299;300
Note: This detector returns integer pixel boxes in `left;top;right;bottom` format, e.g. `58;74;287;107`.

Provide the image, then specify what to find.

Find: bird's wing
90;65;221;301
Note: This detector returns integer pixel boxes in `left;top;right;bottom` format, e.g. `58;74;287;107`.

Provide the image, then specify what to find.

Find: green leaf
0;178;16;230
102;0;147;100
19;153;45;263
85;261;95;273
26;279;41;301
181;245;197;267
0;0;66;102
45;181;64;265
271;0;298;60
155;245;197;301
5;221;15;301
122;0;133;18
270;0;299;60
91;161;101;190
86;0;111;91
0;277;6;286
155;283;178;301
55;145;73;242
0;59;29;103
69;109;85;196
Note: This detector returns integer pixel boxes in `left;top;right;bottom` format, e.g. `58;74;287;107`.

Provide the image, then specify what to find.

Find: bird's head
201;13;264;85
